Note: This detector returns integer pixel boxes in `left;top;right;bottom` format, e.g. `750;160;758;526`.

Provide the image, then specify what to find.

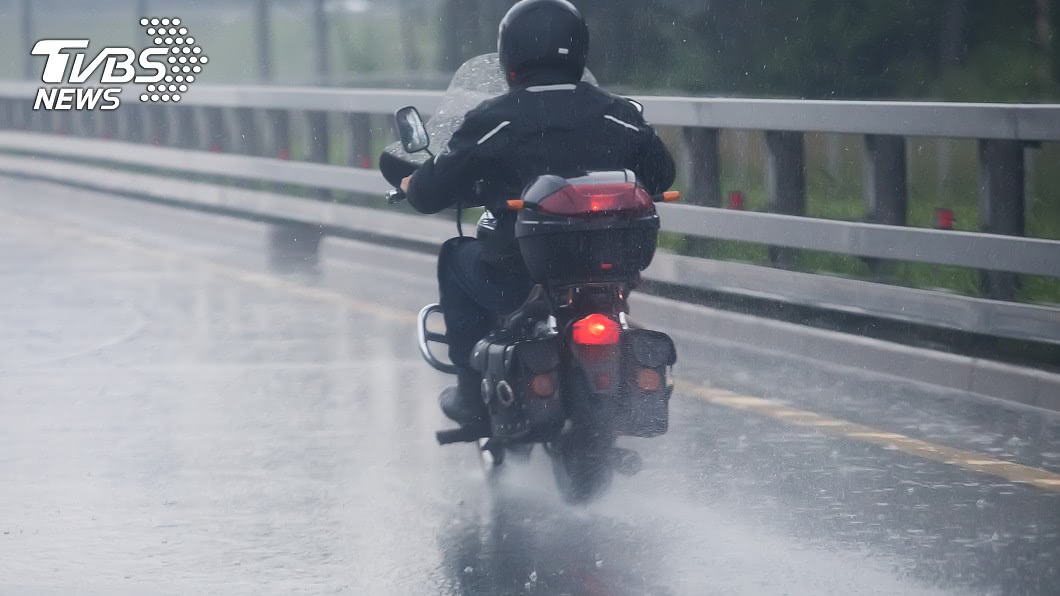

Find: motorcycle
379;54;679;503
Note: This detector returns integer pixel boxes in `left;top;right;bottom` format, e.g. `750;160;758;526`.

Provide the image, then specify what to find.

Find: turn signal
662;191;681;202
506;199;525;210
635;368;662;392
530;373;555;398
572;314;620;345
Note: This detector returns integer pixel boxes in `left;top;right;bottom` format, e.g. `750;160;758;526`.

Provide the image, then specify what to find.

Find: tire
548;365;616;504
549;426;615;504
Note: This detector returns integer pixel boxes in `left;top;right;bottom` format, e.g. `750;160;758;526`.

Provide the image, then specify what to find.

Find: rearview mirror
395;106;430;154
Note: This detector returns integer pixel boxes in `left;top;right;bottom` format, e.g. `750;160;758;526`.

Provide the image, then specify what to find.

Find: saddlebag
469;332;565;441
615;329;677;437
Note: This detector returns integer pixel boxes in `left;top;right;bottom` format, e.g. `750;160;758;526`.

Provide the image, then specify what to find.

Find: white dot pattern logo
139;17;207;103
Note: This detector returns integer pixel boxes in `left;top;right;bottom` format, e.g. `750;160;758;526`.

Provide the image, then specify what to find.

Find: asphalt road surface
1;177;1058;595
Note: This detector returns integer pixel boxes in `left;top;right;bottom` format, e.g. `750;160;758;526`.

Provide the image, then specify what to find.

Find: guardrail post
49;108;65;135
25;100;42;130
19;0;34;80
682;127;721;207
32;107;47;133
146;105;168;145
4;98;17;129
235;108;261;155
766;130;806;268
267;109;290;160
31;103;48;133
6;100;18;131
255;0;273;81
172;106;199;148
75;110;91;137
138;104;153;143
97;108;116;140
7;100;21;130
347;113;372;169
117;102;136;141
307;112;329;163
977;139;1025;300
167;105;185;146
864;135;908;226
204;107;226;152
6;100;20;130
307;111;331;198
311;0;330;81
681;127;721;253
863;134;908;277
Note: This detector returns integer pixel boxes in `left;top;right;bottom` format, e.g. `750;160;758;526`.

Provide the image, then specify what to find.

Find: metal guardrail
6;82;1059;140
0;131;1055;279
2;149;1058;348
0;81;1057;345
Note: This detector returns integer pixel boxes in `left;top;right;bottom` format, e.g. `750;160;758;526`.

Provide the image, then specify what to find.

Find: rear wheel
548;426;615;504
548;366;616;503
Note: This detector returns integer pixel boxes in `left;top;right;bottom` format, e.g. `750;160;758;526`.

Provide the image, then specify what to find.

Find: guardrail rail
0;81;1057;347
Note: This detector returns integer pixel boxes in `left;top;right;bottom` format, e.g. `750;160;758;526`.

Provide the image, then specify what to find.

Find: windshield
382;53;598;167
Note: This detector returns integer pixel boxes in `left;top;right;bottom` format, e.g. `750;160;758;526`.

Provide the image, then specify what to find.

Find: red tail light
572;314;621;345
538;183;654;216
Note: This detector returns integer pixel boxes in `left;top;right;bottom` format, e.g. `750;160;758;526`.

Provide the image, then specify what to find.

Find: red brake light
537;183;653;216
572;314;621;345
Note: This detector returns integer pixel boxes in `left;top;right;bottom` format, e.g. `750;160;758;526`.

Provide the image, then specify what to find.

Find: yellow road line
680;382;1060;494
13;209;1060;494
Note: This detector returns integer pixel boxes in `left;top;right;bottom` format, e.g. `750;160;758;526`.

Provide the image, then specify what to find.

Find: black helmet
498;0;589;85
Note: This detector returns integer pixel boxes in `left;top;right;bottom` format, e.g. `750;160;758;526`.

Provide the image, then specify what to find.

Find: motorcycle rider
400;0;676;427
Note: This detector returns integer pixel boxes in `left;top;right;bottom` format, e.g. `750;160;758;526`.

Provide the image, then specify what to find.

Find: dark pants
438;238;532;369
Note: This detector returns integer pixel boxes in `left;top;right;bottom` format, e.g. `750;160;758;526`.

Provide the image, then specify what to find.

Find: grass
661;129;1060;305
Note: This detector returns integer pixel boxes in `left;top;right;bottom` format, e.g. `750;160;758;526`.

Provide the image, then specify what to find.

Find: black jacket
407;78;676;268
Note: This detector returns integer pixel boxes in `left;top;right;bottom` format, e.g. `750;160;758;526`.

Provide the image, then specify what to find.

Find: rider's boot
439;369;488;428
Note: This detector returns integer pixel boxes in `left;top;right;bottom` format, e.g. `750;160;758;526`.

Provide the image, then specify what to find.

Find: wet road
1;177;1058;595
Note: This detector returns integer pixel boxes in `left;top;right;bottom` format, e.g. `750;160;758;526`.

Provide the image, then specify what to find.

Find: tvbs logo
32;17;208;111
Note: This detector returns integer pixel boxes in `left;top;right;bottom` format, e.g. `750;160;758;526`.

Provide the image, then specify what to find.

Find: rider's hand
401;176;412;193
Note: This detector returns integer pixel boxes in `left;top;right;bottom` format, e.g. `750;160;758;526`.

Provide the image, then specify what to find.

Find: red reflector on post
572;314;620;345
728;191;745;210
935;208;955;230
